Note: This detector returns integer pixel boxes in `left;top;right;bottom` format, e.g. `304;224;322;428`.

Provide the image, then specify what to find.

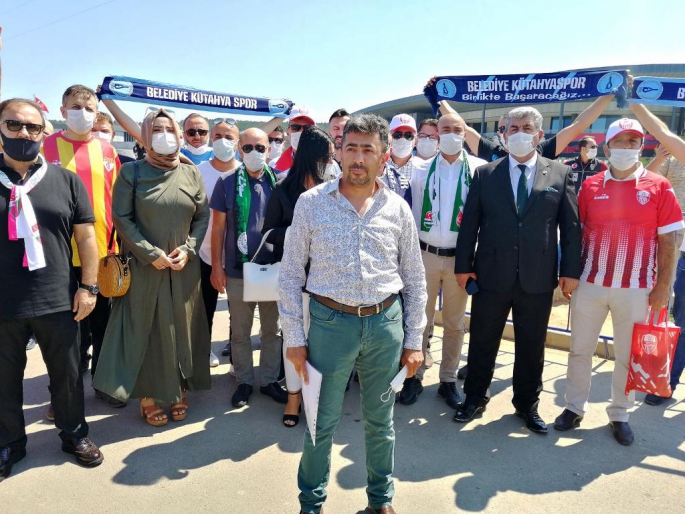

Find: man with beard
328;108;350;164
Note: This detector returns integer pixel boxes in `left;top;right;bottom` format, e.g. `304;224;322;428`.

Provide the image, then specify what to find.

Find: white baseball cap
389;113;417;133
289;105;315;125
606;118;644;143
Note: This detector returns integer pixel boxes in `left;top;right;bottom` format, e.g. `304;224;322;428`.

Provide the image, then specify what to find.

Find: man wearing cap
399;113;486;407
388;114;424;182
564;136;609;194
273;106;315;173
554;118;684;445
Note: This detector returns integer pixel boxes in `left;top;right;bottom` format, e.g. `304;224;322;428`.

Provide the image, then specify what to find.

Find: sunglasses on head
269;137;284;144
144;106;176;119
212;117;237;127
392;131;415;141
185;128;209;137
241;144;267;154
289;124;306;132
3;120;45;136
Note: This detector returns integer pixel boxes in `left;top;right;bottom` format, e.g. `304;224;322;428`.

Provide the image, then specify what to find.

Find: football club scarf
629;76;685;107
235;164;277;264
420;152;470;233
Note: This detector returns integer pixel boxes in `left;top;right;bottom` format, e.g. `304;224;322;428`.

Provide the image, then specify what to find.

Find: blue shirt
181;147;214;165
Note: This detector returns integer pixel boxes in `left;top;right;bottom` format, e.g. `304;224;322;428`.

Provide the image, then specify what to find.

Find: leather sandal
282;391;302;428
140;399;168;427
170;396;188;422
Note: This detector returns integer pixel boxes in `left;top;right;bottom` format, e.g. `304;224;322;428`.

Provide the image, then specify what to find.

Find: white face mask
185;142;210;155
391;138;414;159
243;149;267;171
416;137;438;158
92;131;112;142
506;132;536;158
151;132;179;155
66;109;95;135
585;147;598;159
290;132;302;151
212;138;236;162
269;141;284;160
318;162;339;180
608;148;640;171
439;133;464;156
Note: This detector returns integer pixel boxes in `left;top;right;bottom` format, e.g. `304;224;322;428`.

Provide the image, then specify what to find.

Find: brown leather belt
311;293;397;318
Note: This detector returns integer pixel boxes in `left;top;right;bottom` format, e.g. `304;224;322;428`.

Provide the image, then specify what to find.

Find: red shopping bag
625;309;679;397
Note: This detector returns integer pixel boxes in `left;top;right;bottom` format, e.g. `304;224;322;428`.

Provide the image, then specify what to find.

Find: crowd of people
1;81;684;514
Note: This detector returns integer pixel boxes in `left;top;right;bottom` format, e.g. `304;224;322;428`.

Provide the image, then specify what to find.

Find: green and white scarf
235;164;277;263
420;151;471;233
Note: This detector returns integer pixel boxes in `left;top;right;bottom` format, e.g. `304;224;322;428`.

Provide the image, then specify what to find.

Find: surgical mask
0;132;42;162
243;149;267;171
92;131;112;142
151;132;178;155
290;132;302;151
416;137;438;158
439;133;464;156
585;148;598;159
506;132;536;158
391;138;413;159
184;142;210;155
608;148;640;171
318;162;339;180
66;109;95;135
380;365;408;402
269;141;284;160
212;138;236;162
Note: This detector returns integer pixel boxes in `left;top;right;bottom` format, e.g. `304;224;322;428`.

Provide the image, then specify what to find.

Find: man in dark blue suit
453;106;581;433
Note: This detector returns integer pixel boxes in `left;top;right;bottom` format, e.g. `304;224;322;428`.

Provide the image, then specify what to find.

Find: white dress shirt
508;153;538;203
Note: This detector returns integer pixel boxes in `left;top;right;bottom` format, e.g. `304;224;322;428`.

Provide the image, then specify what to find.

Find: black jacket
262;180;306;262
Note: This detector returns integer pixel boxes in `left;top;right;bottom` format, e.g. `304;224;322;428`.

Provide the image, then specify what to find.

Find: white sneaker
209;351;220;368
229;363;236;377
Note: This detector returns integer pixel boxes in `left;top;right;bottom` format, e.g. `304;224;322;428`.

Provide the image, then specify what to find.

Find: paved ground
3;299;684;513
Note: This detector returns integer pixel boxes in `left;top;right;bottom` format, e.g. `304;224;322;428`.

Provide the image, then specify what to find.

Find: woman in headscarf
93;108;211;427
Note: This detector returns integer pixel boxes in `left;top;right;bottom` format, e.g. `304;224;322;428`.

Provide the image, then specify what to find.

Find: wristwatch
79;283;100;295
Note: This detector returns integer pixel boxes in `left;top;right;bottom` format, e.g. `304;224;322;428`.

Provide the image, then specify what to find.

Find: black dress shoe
260;382;288;404
95;389;127;408
221;342;231;357
232;383;253;408
553;409;583;431
610;421;634;446
453;398;487;423
516;410;548;434
457;364;468;380
644;393;673;406
398;377;423;405
437;381;463;409
61;437;104;467
0;446;27;482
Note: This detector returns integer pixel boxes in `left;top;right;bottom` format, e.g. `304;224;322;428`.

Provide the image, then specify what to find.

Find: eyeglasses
3;120;45;136
213;117;237;127
289;124;305;132
586;145;598;149
417;133;438;141
185;128;209;137
391;131;415;141
269;137;284;144
241;144;267;154
497;126;506;134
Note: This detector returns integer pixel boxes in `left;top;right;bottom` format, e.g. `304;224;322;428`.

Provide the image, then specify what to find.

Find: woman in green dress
93;108;210;427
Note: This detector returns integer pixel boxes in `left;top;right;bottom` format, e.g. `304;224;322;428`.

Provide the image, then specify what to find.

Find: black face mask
0;132;42;162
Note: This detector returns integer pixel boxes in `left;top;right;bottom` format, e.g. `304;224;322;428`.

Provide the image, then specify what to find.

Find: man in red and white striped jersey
554;118;684;446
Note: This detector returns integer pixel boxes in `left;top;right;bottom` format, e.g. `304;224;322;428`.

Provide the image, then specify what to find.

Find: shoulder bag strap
250;229;273;263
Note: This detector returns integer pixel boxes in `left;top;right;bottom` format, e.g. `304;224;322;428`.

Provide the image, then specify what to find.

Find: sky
1;0;684;124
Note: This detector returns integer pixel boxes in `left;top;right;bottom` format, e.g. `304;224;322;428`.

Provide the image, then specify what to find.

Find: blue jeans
670;256;685;390
298;296;404;514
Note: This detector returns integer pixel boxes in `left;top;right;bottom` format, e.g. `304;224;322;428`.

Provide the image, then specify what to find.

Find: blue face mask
0;132;42;162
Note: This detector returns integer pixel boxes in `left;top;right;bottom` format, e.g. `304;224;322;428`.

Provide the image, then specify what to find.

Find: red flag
34;96;49;113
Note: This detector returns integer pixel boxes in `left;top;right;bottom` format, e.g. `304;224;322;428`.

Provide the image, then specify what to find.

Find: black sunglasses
497;126;506;134
391;131;415;140
3;119;44;136
242;144;267;154
269;137;284;144
289;124;305;132
185;128;209;137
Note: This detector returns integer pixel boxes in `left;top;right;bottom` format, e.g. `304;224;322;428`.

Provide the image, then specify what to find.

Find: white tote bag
243;230;280;302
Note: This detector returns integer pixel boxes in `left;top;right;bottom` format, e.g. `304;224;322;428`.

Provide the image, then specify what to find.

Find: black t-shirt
0;156;95;320
475;134;558;163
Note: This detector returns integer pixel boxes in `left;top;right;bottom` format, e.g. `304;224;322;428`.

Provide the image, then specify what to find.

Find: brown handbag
98;162;140;298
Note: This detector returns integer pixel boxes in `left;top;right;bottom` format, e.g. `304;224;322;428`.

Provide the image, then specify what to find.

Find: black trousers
75;267;111;377
200;259;220;335
0;310;89;450
464;277;553;413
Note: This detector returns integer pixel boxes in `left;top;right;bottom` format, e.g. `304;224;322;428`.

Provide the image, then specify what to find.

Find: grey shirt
279;178;427;349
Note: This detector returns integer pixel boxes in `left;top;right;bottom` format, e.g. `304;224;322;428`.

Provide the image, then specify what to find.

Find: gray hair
343;113;389;153
505;106;543;132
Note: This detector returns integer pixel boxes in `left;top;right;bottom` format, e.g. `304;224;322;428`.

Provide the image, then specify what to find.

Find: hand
210;265;226;293
168;247;188;271
401;349;424;378
456;272;477;290
96;84;102;94
287;346;309;385
649;282;671;312
558;277;579;300
626;73;634;92
73;289;96;322
425;76;437;89
151;254;173;271
655;144;672;161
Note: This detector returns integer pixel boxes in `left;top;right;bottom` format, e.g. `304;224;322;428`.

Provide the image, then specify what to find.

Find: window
550;116;573;132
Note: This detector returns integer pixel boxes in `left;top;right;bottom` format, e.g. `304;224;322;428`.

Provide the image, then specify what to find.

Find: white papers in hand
302;361;322;446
